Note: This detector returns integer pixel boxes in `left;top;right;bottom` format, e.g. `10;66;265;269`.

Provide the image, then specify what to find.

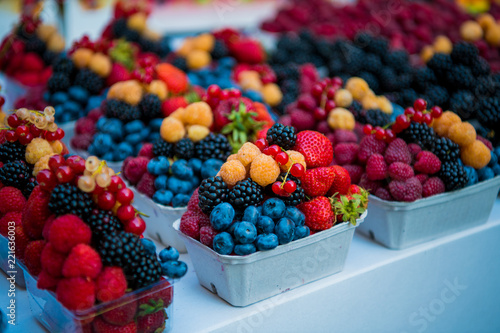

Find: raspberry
123;157;149;185
48;214;91;253
62;244;102;279
180;210;201;240
219;160;247;186
237;142;261;166
359;173;383;193
192;208;211;228
41;242;66;277
187;188;200;212
334;143;358;165
187;50;211;70
187;125;210;142
249;153;280;187
15;225;30;260
160;117;185;143
342;164;364;184
358;135;387;164
334;129;358;143
384;138;412;165
414;151;442;174
183;102;213;128
366;154;388;181
461;140;491;169
25;138;53;165
96;267;127;302
37;270;59;291
200;225;219;248
70;133;93;151
0;187;26;213
415;174;429;185
74;117;96;136
138;143;154;159
24;240;45;276
136;172;156;198
388;162;414;181
56;277;96;310
375;187;393;201
432;111;461;137
280;150;306;172
423;177;446;198
388;177;423;202
408;143;422;161
0;211;21;236
22;185;51;239
447;122;476;147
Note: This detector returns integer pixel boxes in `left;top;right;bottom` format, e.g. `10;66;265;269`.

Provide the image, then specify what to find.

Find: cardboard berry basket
132;187;187;253
24;271;174;333
0;235;26;288
174;211;367;307
357;176;500;250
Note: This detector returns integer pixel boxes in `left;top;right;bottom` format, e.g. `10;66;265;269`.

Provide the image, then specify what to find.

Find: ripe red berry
108;176;125;192
0;96;5;107
272;181;282;195
413;98;427;112
15;125;29;137
45;130;57;141
219;90;230;100
29;124;42;137
5;130;17;142
255;138;268;151
56;165;75;183
37;169;57;191
275;152;289;165
18;132;33;145
283;180;297;193
97;191;116;210
374;127;386;140
117;205;135;221
423;113;433;125
290;163;305;177
391;122;402;134
313;107;327;121
331;77;343;88
117;188;134;205
66;155;86;174
430;106;443;118
413;111;423;123
325;100;336;112
125;216;146;235
7;114;20;127
48;155;66;173
404;107;415;116
326;88;336;100
265;145;280;157
54;128;65;140
363;124;373;135
311;84;323;97
395;114;410;129
207;85;221;98
228;88;241;98
384;129;396;143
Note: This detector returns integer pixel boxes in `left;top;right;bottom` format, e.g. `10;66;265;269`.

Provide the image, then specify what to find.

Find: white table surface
2;200;500;333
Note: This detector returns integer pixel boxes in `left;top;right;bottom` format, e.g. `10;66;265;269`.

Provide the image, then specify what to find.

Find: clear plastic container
25;272;174;333
0;235;25;288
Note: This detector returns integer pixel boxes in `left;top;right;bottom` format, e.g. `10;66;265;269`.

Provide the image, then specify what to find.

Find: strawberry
0;211;22;236
22;185;51;239
106;62;130;86
93;316;137;333
293;131;333;168
229;39;266;64
298;196;334;231
137;309;166;333
156;63;188;95
301;167;336;197
102;301;137;326
327;165;351;196
252;102;274;124
333;194;366;225
348;185;368;209
14;225;30;260
139;278;173;308
213;97;254;132
161;96;188;117
22;52;45;72
24;240;45;276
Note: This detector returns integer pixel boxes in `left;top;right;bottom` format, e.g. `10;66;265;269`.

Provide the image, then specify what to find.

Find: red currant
117;205;135;221
326;88;336;100
0;96;5;107
54;128;65;140
272;182;282;195
413;98;427;112
29;124;42;137
18;132;33;145
117;188;134;204
283;180;297;193
143;74;153;84
125;216;146;235
374;127;386;141
255;138;268;151
219;90;230;100
207;84;221;98
325;100;336;112
384;129;396;143
290;163;305;177
228;88;241;98
56;165;75;183
331;77;343;88
430;106;443;118
413;111;423;123
313;107;327;121
395;114;410;129
109;175;125;192
97;191;116;210
131;69;142;81
5;130;17;142
7;114;20;127
391;122;402;134
49;155;66;173
363;124;373;135
423;113;433;125
311;84;323;97
36;169;57;191
15;125;29;137
93;184;105;195
66;155;86;174
404;107;415;116
275;152;289;165
45;131;57;141
265;145;280;157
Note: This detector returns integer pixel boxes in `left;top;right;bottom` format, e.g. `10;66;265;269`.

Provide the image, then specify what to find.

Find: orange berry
334;89;353;108
187;125;209;142
146;80;168;100
50;140;64;154
127;12;147;32
377;96;393;114
478;13;496;31
237;142;261;166
280;150;306;172
433;35;452;54
170;107;185;121
447;122;476;147
461;140;491;169
262;83;282;107
432;111;461;137
47;33;65;53
250;154;280;187
160;117;185;143
328;107;355;130
186;50;211;70
361;93;379;110
219;160;247;186
227;154;238;161
121;80;143;105
420;45;434;63
36;24;56;42
485;24;500;47
183;102;213;127
177;38;194;57
72;48;93;69
89;53;112;77
33;153;56;176
193;33;215;52
460;21;483;42
345;77;369;100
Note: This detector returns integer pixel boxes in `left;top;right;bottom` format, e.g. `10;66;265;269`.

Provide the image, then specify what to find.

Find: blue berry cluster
473;148;500;184
149;157;223;207
140;239;187;279
210;198;309;255
87;118;162;162
44;88;106;123
187;57;237;89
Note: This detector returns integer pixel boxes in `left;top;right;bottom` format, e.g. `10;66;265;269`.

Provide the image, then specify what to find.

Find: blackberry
358;109;391;127
137;37;159;54
266;123;296;150
87;209;123;241
74;69;104;95
349;100;363;115
477;97;500;132
132;252;163;289
105;99;141;121
475;76;498;98
400;122;436;149
328;59;345;76
364;53;383;74
47;73;70;93
431;137;460;163
449;90;476;119
397;89;418;108
341;45;365;75
228;179;264;210
358;72;379;93
22;178;37;198
0;141;26;163
153;139;174;158
353;32;374;49
174;138;195;159
396;73;412;90
123;28;141;43
446;65;475;90
273;173;305;206
366;37;389;57
450;42;478;66
24;36;46;54
314;39;332;61
48;183;94;218
211;39;228;60
111;18;127;38
412;67;437;92
438;161;468;191
43;50;58;66
471;58;491;77
198;176;228;214
427;54;453;78
0;161;30;188
379;67;399;92
194;133;232;161
384;50;410;73
171;56;188;73
139;94;161;120
425;85;449;108
52;56;75;76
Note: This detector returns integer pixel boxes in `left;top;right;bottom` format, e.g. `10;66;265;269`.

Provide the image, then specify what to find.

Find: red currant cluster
37;155;146;236
202;84;242;109
4;107;64;145
310;77;344;121
234;63;277;85
254;138;305;196
131;54;158;84
69;35;111;56
363;99;443;143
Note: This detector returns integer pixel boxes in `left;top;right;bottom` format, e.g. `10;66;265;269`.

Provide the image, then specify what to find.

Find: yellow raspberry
170;107;186;122
239;71;263;91
25;138;53;165
47;33;65;53
433;35;453;54
160;117;185;143
328;107;355;130
146;80;168;100
186;50;211;70
377;96;393;114
250;154;280;187
36;24;56;42
262;83;283;107
89;53;112;78
461;20;483;42
461;140;491;169
345;77;369;100
432;111;461;137
227;154;238;161
485;24;500;47
143;28;161;41
420;45;435;63
361;93;379;110
177;38;194;57
478;13;496;31
33;153;56;176
50;140;64;154
121;80;143;105
237;142;261;166
187;125;210;142
193;33;215;52
107;81;125;100
183;102;213;127
280;150;306;172
127;12;147;32
219;160;247;186
72;48;93;69
447;122;476;147
334;89;353;108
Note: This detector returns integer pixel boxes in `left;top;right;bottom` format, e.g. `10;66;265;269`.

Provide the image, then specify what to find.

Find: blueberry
227;221;240;235
478;167;495;181
489;151;498;167
210;202;235;231
233;221;258;244
139;127;151;140
187;73;202;86
93;133;114;153
114;142;134;161
256;216;274;234
256;206;262;214
161;260;188;278
293;226;310;240
140;238;156;255
285;207;305;226
171;159;194;180
96;117;107;131
167;177;192;194
255;233;279;251
101;118;123;141
213;232;235;255
148;156;170;176
234;243;257;256
125;120;145;134
188;158;203;175
493;164;500;176
172;194;191;207
274;218;295;245
244;90;263;103
242;206;260;225
159;246;180;262
102;151;114;161
60;112;74;123
190;175;200;188
86;95;104;111
155;175;169;190
464;166;478;186
494;146;500;159
153;190;174;206
219;57;236;68
50;91;69;105
262;198;286;220
43;91;51;102
148;132;161;143
64;100;80;114
201;159;224;179
68;86;89;104
125;133;143;145
149;118;163;131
